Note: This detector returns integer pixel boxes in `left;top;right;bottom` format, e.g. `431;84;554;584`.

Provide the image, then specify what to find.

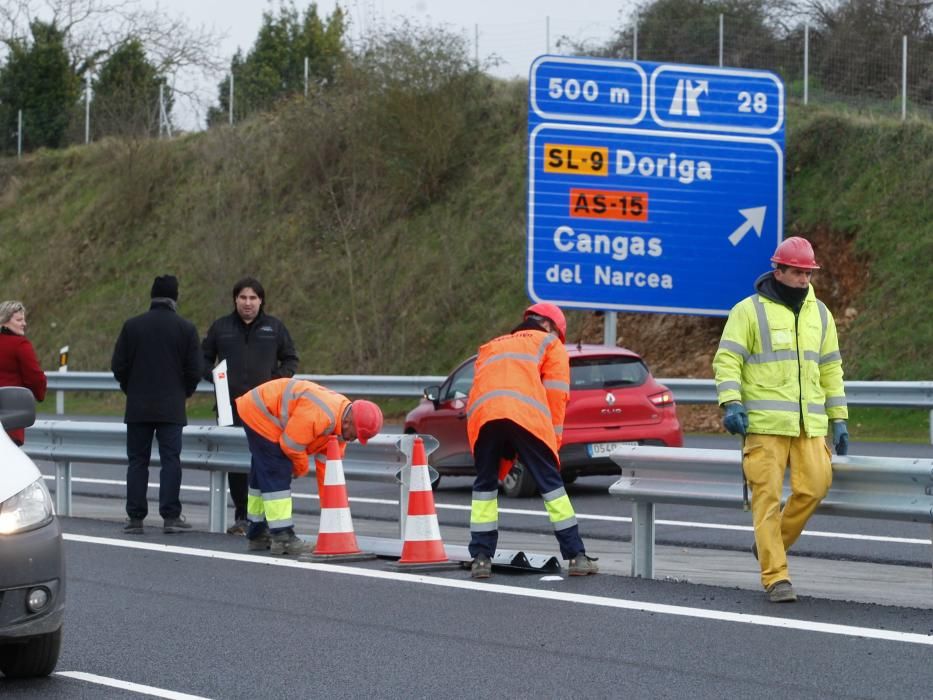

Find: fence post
56;346;69;416
718;13;724;67
804;23;809;105
85;74;91;144
901;35;907;121
228;73;234;125
304;56;309;96
17;109;22;159
633;14;638;60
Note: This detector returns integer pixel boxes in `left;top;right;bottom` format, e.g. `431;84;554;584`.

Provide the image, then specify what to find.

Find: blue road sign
527;56;785;316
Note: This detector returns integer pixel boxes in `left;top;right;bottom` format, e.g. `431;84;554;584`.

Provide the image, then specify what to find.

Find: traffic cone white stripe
409;465;432;491
319;507;354;533
403;514;443;541
324;458;346;485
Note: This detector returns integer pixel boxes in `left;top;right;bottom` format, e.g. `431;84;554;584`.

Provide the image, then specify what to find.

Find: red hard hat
770;237;820;269
524;302;567;342
350;400;383;445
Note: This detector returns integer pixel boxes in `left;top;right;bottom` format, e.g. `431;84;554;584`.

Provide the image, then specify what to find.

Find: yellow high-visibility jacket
713;280;847;437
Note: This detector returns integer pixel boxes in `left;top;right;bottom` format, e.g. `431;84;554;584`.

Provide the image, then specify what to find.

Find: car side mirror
423;385;441;407
0;386;37;431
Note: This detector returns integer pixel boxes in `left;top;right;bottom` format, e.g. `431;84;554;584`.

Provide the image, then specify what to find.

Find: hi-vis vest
713;285;847;437
466;328;570;460
236;378;349;476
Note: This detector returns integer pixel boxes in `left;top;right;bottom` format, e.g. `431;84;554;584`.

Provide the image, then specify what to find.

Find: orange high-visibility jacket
466;328;570;466
236;378;349;483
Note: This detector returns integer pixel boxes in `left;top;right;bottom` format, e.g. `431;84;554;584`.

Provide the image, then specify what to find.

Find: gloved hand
832;420;849;455
722;402;748;436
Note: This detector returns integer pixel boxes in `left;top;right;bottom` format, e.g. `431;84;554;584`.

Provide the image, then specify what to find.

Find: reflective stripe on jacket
713;284;847;437
466;329;570;460
235;378;349;475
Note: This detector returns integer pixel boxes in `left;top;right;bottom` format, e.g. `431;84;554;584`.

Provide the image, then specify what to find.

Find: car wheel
0;627;62;678
501;462;537;498
561;471;578;484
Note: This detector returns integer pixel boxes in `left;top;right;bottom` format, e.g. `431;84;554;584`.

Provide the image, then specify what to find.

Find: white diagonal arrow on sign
727;206;767;246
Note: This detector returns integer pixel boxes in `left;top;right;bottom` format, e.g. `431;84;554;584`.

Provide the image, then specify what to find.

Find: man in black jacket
202;277;299;534
111;275;202;534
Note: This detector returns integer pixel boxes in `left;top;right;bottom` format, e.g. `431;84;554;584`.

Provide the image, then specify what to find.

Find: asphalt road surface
6;433;932;696
3;517;933;699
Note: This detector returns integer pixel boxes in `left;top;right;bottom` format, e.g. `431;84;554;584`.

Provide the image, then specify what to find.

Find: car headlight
0;478;54;534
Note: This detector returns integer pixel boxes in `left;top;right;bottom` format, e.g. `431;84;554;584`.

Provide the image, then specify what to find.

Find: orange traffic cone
307;435;374;562
393;437;457;570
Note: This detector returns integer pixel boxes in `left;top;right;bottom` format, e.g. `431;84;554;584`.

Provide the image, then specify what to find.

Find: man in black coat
112;275;202;534
201;277;298;534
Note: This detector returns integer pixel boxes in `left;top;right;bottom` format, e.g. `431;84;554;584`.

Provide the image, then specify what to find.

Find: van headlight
0;478;54;534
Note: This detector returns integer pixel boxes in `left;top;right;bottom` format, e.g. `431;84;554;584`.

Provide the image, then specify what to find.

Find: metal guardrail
23;420;434;535
659;378;933;408
44;371;933;443
43;371;933;406
43;372;446;397
607;444;933;579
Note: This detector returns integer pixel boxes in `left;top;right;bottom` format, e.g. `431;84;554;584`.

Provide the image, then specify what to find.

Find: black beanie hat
151;275;179;301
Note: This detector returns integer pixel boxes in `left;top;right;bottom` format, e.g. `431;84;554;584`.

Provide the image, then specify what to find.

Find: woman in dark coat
0;300;47;445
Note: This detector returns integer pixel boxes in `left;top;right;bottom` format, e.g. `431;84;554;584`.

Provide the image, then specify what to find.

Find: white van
0;386;64;678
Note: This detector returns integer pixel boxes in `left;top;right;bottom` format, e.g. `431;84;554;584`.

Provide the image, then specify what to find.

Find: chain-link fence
472;13;932;120
3;13;931;157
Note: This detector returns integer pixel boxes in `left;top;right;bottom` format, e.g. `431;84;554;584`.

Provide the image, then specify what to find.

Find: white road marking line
48;475;929;546
63;533;933;647
56;671;211;699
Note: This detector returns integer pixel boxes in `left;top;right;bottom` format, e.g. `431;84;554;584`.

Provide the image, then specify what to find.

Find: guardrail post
631;501;655;578
54;461;72;516
208;470;227;534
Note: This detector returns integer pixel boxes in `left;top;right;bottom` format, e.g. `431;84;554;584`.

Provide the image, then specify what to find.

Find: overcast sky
145;0;636;130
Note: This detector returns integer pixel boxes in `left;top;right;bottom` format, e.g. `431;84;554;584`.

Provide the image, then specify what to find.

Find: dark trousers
469;419;585;559
227;412;248;521
243;423;295;536
125;422;183;520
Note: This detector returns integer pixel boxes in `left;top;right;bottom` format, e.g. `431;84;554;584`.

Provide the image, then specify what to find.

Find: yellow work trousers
743;433;832;589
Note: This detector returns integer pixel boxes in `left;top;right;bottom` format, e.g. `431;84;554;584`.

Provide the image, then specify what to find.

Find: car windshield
570;356;648;390
441;360;476;401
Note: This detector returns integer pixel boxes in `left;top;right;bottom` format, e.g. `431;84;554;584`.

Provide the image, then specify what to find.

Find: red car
404;344;683;497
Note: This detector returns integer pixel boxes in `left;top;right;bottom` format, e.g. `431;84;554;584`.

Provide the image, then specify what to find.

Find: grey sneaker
470;553;492;579
226;519;249;536
767;579;797;603
568;552;599;576
247;531;271;551
269;531;313;555
124;518;144;535
163;516;193;534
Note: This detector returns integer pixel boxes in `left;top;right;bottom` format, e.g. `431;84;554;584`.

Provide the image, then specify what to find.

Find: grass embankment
1;67;930;438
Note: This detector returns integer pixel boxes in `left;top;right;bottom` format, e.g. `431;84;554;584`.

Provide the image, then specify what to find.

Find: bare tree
0;0;226;130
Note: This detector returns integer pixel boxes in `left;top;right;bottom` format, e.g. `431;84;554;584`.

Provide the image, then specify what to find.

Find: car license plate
587;441;638;458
